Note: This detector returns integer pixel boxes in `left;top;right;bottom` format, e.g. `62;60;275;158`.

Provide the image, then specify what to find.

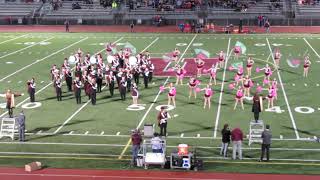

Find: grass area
0;32;319;174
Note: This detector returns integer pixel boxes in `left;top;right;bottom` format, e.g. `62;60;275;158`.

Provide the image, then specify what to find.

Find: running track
0;167;319;180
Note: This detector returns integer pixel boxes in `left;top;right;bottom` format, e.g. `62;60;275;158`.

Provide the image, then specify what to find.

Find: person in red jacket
131;129;142;166
231;127;243;160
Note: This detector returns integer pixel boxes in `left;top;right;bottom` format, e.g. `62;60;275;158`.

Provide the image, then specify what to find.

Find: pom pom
182;69;187;74
195;80;200;85
249;81;254;87
167;68;174;72
234;75;240;82
263;79;269;85
159;86;165;92
228;66;234;71
203;69;208;73
195;87;201;93
228;83;235;90
256;67;260;73
256;86;262;93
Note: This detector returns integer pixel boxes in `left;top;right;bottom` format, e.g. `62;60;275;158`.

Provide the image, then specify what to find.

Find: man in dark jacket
252;93;263;123
260;124;272;162
220;124;231;157
17;111;26;142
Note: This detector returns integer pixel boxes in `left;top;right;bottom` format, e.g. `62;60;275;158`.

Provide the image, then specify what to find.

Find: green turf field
0;32;319;174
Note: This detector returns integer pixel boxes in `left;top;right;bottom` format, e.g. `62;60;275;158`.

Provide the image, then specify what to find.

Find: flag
124;42;137;55
231;61;243;69
194;49;210;59
235;41;246;54
287;58;301;68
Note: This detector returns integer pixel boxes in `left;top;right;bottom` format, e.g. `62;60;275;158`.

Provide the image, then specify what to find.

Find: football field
0;32;319;172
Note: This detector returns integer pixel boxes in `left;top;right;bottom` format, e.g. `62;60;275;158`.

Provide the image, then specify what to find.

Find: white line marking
100;131;104;135
292;83;295;86
214;38;231;138
0;37;53;59
116;132;120;136
84;131;89;135
0;37;88;82
0;34;29;45
36;130;42;134
266;38;300;139
180;133;184;137
303;38;320;60
69;131;73;135
163;61;172;72
304;83;307;87
197;134;200;137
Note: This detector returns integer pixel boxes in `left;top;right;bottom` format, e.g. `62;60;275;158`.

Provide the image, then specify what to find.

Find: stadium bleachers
0;1;42;17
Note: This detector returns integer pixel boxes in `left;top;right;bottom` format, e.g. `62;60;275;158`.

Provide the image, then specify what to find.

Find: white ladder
0;118;16;140
248;120;264;146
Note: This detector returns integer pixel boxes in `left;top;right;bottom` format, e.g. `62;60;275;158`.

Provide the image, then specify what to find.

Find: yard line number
265;106;317;114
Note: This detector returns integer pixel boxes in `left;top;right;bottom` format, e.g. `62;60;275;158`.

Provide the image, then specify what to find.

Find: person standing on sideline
27;78;36;102
260;124;272;162
17;111;26;142
231;126;243;160
157;106;171;136
130;21;134;33
131;129;142;166
252;93;263;123
64;19;70;32
264;19;270;33
220;124;231;158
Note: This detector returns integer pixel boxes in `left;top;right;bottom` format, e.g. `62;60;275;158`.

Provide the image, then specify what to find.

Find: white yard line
0;37;54;59
118;34;198;159
266;38;300;139
213;38;231;138
303;38;320;59
0;34;29;45
0;37;88;82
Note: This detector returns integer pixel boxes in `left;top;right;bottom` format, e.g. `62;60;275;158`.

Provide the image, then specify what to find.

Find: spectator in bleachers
72;2;82;10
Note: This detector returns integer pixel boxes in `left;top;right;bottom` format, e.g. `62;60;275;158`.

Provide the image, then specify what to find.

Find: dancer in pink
175;65;185;85
274;48;281;69
243;75;253;97
172;48;180;63
167;82;177;107
267;86;275;109
261;64;272;86
235;65;244;86
195;58;205;77
218;51;225;68
201;84;213;109
234;46;241;60
234;86;244;110
246;56;254;76
207;63;220;85
271;78;278;100
188;77;198;99
303;56;311;77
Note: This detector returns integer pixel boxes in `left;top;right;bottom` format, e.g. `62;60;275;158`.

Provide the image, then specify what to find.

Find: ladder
0;118;16;140
248;120;264;146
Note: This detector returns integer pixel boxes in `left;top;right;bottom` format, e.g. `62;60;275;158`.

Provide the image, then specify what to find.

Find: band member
127;72;133;92
5;90;22;118
65;68;73;92
96;69;103;93
27;78;36;102
105;42;113;55
50;65;57;81
119;76;127;101
74;64;82;80
195;58;205;77
201;84;213;109
148;60;154;83
243;75;253;97
188;77;198;99
106;71;116;97
142;66;149;88
167;82;176;107
73;77;82;104
267;86;275;109
234;86;244;110
131;83;139;105
207;63;219;85
90;79;97;105
303;56;311;77
261;64;272;86
175;65;185;86
133;66;140;84
157;106;171;136
218;51;225;68
274;49;281;69
172;48;180;63
55;76;62;101
246;56;254;76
